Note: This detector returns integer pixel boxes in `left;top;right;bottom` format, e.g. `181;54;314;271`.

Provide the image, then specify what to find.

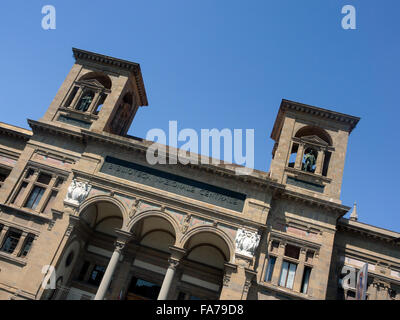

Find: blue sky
0;1;398;231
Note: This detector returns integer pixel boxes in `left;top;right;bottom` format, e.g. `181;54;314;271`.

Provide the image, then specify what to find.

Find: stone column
88;92;100;113
293;248;306;292
271;242;286;285
294;144;304;169
315;149;325;175
70;87;83;108
94;230;132;300
157;258;180;300
157;246;186;300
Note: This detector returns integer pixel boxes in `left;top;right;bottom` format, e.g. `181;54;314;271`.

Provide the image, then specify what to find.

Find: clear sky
0;1;398;231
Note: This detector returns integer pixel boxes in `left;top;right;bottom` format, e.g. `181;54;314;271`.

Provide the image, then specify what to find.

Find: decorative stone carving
181;214;191;234
235;228;260;257
64;179;91;206
114;240;126;254
168;258;180;270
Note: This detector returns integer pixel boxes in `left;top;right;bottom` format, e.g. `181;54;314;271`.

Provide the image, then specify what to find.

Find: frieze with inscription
100;156;246;212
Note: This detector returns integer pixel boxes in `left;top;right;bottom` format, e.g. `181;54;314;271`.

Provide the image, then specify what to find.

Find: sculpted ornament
64;179;92;206
235;228;260;257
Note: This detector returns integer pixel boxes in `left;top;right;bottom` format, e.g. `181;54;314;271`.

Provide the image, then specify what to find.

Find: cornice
25;120;351;215
271;99;360;141
338;218;400;244
27;119;84;141
276;188;350;218
72;48;148;106
0;122;32;141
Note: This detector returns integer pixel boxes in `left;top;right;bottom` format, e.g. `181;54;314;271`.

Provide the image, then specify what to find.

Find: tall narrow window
0;167;11;189
19;235;34;257
24;186;45;209
88;265;106;286
288;143;298;168
65;86;79;107
76;90;95;112
1;230;21;254
279;261;297;289
264;256;276;282
93;93;107;115
301;266;312;294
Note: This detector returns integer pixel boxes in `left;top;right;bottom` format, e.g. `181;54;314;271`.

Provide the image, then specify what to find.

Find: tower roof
271;99;360;141
72;48;148;106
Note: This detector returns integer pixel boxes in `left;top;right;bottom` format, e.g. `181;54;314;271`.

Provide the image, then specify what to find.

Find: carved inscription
100;156;246;212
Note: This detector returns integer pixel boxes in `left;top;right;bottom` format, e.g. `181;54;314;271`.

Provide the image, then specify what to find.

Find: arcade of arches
47;200;234;300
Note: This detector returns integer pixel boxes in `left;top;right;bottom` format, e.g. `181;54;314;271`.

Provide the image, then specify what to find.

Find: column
88;92;100;114
293;248;306;292
157;258;180;300
294;144;305;169
271;242;286;285
70;87;83;108
314;149;325;175
94;230;132;300
157;246;186;300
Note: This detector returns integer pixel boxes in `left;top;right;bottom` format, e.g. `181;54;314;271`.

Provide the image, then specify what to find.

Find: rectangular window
264;256;276;282
0;167;11;188
24;186;45;209
279;261;297;289
1;230;22;254
88;265;106;286
19;235;34;257
285;244;300;260
301;266;312;294
37;173;52;185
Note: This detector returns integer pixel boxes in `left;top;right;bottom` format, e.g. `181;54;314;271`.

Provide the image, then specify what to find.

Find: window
264;256;276;282
1;230;21;254
12;168;65;213
279;261;297;289
76;90;95;112
88;265;106;286
285;244;300;260
0;167;11;188
301;266;312;294
288;143;298;168
65;251;74;267
65;86;79;107
19;235;34;257
25;186;45;209
93;93;107;115
127;277;161;300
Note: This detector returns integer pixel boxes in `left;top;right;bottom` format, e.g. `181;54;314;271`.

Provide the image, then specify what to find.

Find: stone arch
127;209;180;243
179;225;235;264
295;125;332;146
79;71;112;89
78;195;128;232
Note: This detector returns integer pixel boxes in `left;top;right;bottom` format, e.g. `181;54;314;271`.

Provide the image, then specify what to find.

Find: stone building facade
0;48;398;300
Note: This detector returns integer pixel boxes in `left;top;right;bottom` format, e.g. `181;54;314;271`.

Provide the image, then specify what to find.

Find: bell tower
40;48;148;135
269;99;360;203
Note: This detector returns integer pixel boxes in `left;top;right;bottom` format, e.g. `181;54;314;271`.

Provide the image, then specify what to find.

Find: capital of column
167;258;180;271
169;246;187;260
